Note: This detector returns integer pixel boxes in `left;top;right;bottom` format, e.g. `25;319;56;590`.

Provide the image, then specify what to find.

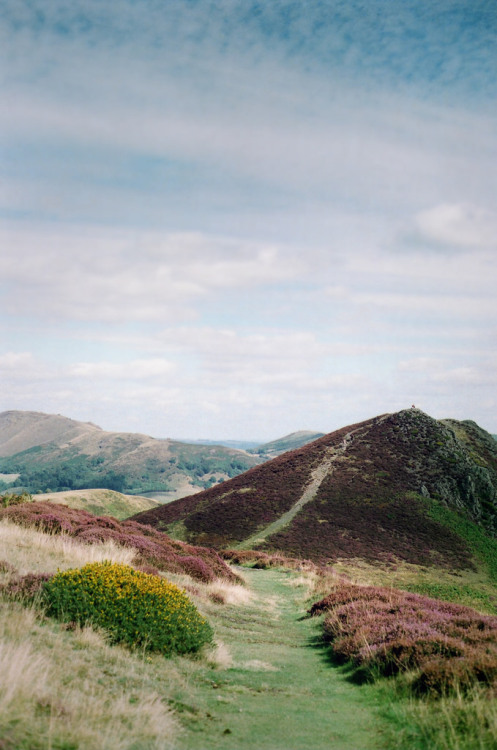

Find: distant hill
32;489;160;520
0;410;262;499
249;430;325;458
132;409;497;570
180;439;262;450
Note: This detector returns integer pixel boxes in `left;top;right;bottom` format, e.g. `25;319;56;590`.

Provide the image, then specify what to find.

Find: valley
0;411;321;500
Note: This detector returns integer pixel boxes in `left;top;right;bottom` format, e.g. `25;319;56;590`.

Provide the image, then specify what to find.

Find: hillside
132;409;497;569
32;489;160;520
0;411;262;499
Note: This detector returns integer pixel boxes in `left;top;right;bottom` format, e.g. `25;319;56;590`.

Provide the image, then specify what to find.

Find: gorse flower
43;562;213;655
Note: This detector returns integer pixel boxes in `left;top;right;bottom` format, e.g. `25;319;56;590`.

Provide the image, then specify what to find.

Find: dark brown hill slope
132;409;497;568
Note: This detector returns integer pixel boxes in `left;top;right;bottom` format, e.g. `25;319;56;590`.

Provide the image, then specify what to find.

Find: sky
1;0;496;441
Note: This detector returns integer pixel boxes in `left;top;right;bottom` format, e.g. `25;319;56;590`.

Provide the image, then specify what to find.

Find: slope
0;410;261;499
32;489;160;520
133;409;497;571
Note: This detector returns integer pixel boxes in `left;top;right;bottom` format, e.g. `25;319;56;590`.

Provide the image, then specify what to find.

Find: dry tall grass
0;518;136;574
0;520;182;748
0;601;178;750
0;514;263;748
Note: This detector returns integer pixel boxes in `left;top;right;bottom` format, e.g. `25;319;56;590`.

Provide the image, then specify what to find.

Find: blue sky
1;0;496;440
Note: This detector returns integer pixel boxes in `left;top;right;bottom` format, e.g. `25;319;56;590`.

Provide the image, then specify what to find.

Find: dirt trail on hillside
238;422;375;550
181;568;387;750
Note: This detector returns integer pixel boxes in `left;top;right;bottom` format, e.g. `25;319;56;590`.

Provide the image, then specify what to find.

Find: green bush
0;492;32;508
42;562;213;655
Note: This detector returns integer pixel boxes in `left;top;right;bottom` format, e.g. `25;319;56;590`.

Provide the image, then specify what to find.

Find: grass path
181;568;389;749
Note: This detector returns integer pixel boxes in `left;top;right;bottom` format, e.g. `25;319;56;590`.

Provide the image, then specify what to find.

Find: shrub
2;572;53;601
0;493;32;509
42;562;213;655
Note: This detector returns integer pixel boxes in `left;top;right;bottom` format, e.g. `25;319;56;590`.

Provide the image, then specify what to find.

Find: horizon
1;1;496;440
2;406;496;447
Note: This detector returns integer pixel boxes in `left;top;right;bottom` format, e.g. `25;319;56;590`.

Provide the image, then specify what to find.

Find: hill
0;410;262;499
132;409;497;570
248;430;325;458
31;489;160;520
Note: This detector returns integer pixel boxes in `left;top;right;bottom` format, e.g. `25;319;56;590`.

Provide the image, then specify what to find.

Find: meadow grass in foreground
0;518;252;750
4;510;497;749
0;518;391;750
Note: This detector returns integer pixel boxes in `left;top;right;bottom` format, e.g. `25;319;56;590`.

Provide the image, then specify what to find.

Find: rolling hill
132;409;497;570
0;410;262;499
31;489;160;520
248;430;325;458
0;411;323;503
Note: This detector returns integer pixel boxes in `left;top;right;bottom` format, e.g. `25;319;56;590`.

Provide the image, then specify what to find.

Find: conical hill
132;409;497;569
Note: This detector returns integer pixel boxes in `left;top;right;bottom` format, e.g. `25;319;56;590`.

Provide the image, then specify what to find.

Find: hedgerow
42;562;213;655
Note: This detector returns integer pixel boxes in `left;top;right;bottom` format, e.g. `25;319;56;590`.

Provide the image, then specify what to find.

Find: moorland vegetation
134;410;497;569
2;407;497;748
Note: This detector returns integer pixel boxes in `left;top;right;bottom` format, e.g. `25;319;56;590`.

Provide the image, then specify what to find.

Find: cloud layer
1;1;496;439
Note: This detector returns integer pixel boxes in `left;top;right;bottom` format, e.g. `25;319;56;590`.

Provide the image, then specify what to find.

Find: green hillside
0;411;261;499
249;430;325;458
32;489;160;520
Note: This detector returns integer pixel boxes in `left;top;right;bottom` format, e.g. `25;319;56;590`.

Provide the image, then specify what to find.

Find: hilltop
133;409;497;570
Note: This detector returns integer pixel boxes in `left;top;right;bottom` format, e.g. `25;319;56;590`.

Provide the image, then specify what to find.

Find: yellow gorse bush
43;562;213;655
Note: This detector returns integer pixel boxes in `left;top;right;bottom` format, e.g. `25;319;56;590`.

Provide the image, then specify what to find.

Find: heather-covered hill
0;410;261;498
132;409;497;569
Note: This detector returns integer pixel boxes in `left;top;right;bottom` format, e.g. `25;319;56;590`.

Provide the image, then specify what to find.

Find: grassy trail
181;568;388;750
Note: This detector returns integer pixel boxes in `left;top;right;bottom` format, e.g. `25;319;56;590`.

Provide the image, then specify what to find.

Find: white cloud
0;2;496;438
415;204;497;249
70;358;175;380
0;224;303;323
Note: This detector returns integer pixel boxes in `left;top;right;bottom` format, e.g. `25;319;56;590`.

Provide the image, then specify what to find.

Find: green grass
0;518;392;749
4;513;497;749
399;581;497;614
178;568;389;750
425;499;497;582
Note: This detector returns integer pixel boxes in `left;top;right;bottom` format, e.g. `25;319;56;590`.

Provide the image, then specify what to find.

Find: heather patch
0;501;239;583
265;492;474;569
134;439;329;546
1;571;53;602
310;582;497;696
43;562;213;655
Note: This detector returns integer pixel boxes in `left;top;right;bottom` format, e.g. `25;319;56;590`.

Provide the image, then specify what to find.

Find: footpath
181;568;388;750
